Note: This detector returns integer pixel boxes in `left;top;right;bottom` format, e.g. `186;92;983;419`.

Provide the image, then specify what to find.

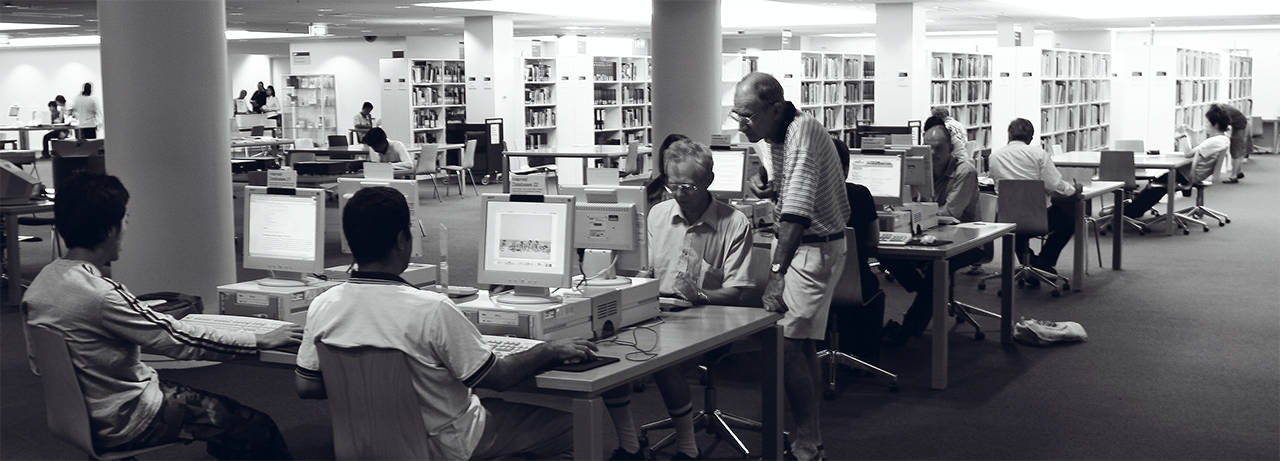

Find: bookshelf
1224;54;1253;116
929;51;993;153
379;58;466;148
511;54;651;150
758;50;875;146
284;74;337;142
591;55;651;146
992;47;1111;152
719;53;759;142
1113;46;1220;153
521;57;558;150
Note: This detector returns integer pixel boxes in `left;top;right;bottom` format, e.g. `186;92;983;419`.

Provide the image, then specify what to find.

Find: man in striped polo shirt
733;72;850;461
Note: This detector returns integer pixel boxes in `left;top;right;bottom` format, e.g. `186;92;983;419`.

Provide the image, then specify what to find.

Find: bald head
734;72;784;106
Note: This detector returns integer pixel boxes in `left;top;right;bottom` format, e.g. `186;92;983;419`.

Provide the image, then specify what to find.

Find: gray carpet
3;156;1277;460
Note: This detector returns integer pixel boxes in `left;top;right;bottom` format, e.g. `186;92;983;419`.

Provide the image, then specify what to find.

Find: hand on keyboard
255;324;303;350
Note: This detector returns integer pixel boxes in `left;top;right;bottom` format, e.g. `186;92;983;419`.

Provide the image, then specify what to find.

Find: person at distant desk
41;98;71;158
988;118;1081;275
261;85;281;114
932;106;970;164
361;127;414;172
878;120;982;346
353;101;380;129
602;138;754;460
250;81;267;113
234;89;249;114
23;172;301;460
70;82;100;139
295;186;595;460
1124;105;1230;219
1216;102;1248;182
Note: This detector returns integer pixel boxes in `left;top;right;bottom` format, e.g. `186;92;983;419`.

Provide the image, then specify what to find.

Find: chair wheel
1051;289;1060;298
480;176;491;185
996;290;1003;297
977;282;986;290
1016;279;1025;287
1099;229;1106;236
1225;218;1231;224
975;331;985;341
1218;222;1225;227
1183;229;1190;235
1203;226;1209;232
1062;282;1070;291
1137;229;1145;235
823;389;836;400
889;383;900;392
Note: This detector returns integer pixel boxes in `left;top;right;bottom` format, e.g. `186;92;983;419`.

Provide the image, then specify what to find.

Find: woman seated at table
1124;104;1230;219
360;127;414;172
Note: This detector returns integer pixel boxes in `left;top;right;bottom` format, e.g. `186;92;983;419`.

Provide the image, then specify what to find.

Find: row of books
1228;80;1252;99
799;82;877;106
620;85;646;105
525;132;551;150
1040;103;1109;133
524;63;554;82
1229;56;1253;78
1175;79;1218;106
413;87;439;107
1041;126;1109;153
594;88;618;106
442;86;466;105
414;132;441;145
1176;49;1220;78
841;81;877;103
799;54;875;80
286;75;333;89
1040;80;1110;105
525;87;553;105
412;108;441;130
930;55;992;79
286;94;334;107
445;107;466;124
411;62;465;84
1040;51;1110;79
841;105;874;128
949;104;991;128
525;108;555;128
621;107;646;129
931;81;992;105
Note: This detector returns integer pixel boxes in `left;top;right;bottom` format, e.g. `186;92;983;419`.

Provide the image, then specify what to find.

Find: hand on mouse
543;338;598;364
920;235;937;244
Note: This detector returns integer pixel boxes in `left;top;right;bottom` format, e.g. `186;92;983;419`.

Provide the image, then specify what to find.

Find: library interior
1;1;1277;460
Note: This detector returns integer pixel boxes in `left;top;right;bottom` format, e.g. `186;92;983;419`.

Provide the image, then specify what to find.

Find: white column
465;16;516;125
98;0;235;306
874;3;928;125
652;0;721;146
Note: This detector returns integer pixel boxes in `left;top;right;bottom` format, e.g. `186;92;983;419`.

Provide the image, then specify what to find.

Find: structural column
465;16;517;144
651;0;721;149
98;0;236;306
874;2;928;125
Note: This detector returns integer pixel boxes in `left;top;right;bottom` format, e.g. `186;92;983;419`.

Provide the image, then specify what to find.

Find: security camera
364;35;377;42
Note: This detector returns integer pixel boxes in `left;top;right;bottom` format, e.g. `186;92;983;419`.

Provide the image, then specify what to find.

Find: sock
669;403;698;457
606;397;640;454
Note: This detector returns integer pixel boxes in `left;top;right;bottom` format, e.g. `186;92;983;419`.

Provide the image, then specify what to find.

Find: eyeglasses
728;111;755;127
664;183;699;194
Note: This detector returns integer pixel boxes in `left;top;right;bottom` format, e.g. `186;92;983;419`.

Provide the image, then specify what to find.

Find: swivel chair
315;343;435;460
638;344;763;459
820;227;898;397
441;139;480;197
1094;150;1149;235
978;179;1070;297
1175;151;1230;228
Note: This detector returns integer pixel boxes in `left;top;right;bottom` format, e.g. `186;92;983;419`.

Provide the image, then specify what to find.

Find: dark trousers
880;248;985;334
42;129;69;156
102;380;292;460
1125;171;1190;220
1016;199;1076;267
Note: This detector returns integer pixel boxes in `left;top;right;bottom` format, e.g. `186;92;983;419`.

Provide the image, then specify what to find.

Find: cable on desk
598;318;662;362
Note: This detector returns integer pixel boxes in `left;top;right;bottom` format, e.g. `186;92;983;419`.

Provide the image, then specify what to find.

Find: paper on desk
953;222;995;229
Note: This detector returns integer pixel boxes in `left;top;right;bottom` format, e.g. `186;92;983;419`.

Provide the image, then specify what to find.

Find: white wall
0;46;102;128
1114;29;1280;117
287;37;407;134
229;54;271;100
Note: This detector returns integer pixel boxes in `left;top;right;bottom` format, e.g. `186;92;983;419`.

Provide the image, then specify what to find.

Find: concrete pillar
465;15;517;138
98;0;235;306
651;0;721;147
997;20;1034;47
874;3;928;125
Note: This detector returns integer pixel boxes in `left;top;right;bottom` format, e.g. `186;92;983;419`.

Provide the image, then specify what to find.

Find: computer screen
855;125;915;149
477;193;576;304
708;147;748;201
901;145;935;201
558;184;650;285
336;178;422;258
846;151;905;207
8;105;20;118
242;186;326;286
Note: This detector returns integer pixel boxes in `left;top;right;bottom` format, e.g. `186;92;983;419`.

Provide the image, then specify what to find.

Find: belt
800;232;844;244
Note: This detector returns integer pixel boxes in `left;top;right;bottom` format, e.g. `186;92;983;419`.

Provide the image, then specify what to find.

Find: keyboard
182;314;293;334
483;335;545;358
879;232;912;245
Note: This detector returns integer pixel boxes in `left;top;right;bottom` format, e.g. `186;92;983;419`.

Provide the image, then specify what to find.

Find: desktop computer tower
217;280;341;326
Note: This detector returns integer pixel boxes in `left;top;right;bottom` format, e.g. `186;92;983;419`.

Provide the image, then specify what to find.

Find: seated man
878;120;983;346
295;186;597;460
23;173;299;460
988;118;1082;274
604;138;754;460
360;127;415;172
1124;104;1231;218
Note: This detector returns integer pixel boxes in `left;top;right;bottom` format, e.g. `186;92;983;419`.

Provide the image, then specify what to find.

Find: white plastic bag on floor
1014;317;1087;346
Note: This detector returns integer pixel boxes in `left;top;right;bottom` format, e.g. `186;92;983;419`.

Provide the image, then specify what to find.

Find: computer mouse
920;235;937;244
563;355;587;365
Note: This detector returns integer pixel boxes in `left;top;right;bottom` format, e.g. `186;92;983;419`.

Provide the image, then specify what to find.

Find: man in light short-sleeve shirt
295;186;596;460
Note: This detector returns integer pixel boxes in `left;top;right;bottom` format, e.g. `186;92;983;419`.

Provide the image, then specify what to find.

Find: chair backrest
294;138;315;149
26;326;100;458
328;135;349;147
415;144;439;175
1251;116;1263;138
978;192;998;222
1098;150;1137;189
316;343;433;461
1049;144;1064;156
830;227;863;307
250;125;265;137
1114;139;1145;153
291;152;317;164
460;139;477;169
622;141;643;175
996;179;1049;236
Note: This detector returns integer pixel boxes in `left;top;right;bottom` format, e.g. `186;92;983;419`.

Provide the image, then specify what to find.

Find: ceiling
2;0;1278;44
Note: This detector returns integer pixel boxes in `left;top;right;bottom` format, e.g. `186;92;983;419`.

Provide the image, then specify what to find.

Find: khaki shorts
774;238;846;340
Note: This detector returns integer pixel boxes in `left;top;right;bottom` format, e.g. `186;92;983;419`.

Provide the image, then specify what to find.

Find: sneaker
1237;172;1245;179
609;448;645;460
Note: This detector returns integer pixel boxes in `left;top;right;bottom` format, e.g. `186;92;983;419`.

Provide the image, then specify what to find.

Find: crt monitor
558;184;650;286
855;125;914;149
846;149;905;207
1;160;40;205
901;145;935;201
707;147;749;201
243;186;327;286
477;193;576;304
336;178;422;258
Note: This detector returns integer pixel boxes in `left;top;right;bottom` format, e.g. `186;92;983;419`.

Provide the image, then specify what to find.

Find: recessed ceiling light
395;5;412;8
229;12;243;16
317;8;333;12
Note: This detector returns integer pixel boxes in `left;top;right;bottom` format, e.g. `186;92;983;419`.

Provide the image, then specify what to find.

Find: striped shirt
760;107;851;238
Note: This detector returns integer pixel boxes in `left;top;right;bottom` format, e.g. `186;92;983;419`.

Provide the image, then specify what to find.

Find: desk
1053;151;1191;236
878;222;1016;390
1072;181;1125;291
0;125;72;150
284;146;367;164
231;137;294;157
501;148;647;193
1;149;39;166
2;199;55;308
1261;117;1279;154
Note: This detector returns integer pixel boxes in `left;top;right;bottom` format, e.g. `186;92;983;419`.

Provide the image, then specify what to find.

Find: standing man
932;107;970;164
352;102;380;144
70;82;100;140
1216;102;1249;182
988;118;1081;275
250;81;268;113
733;72;849;461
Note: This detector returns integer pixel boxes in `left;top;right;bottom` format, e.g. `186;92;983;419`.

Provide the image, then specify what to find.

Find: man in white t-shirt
360;127;415;171
1125;104;1231;219
295;186;596;460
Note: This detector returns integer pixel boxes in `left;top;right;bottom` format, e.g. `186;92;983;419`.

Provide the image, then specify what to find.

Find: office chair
820;227;897;397
638;343;764;459
293;137;314;149
1094;150;1149;236
978;179;1070;297
1251;116;1269;154
413;144;443;202
1113;139;1161;179
328;135;349;148
441;139;480;197
620;140;643;177
26;326;191;460
315;343;435;460
1174;151;1230;229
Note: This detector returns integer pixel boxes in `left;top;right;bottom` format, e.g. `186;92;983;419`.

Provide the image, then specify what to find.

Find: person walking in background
70;82;100;140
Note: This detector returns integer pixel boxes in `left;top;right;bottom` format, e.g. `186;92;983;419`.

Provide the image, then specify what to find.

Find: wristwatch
771;263;787;275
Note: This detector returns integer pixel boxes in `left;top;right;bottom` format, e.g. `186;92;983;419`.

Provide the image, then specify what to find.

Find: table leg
502;155;511;194
930;258;949;390
571;397;605;460
759;324;784;459
1165;167;1177;236
1072;195;1086;291
1000;234;1015;345
1112;190;1124;270
4;212;22;308
19;130;31;150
